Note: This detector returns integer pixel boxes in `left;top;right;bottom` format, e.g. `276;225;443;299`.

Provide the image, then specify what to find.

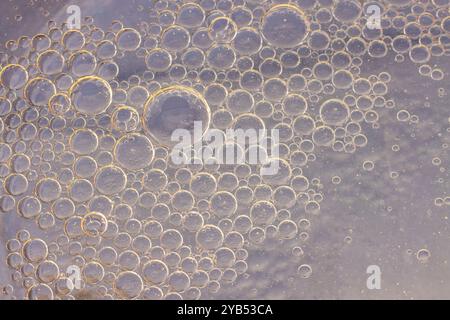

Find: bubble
171;190;194;211
312;62;332;81
143;85;210;146
73;156;96;179
69;129;98;155
213;247;235;269
143;169;168;192
142;260;169;285
282;94;308;116
114;133;154;171
97;246;117;266
192;28;214;49
248;226;265;244
178;3;205;28
196;225;224;250
278;220;298;239
232;27;262;55
82;261;105;284
209;191;237;218
6;252;21;272
48;93;71;115
297;264;312;278
312;126;335;146
158;229;183;251
118;250;140;271
331;51;351;69
204;84;227;108
263;78;287;102
396;109;410;122
368;40;388;58
0;64;28;89
96;40;117;59
145;48;172;72
232;113;265;141
28;284;54;300
249;200;276;226
292;115;316;135
112;203;132;222
18;196;41;219
333;70;353;89
223;89;253;116
208;17;237;43
4;173;27;196
132;235;151;254
409;45;430;64
168;270;191;292
69;76;112;115
116;28;141;51
273;186;296;209
261;158;291;186
37;50;64;75
319;99;350;126
161;26;190;52
236;71;261;93
261;4;309;48
416;249;431;263
62;30;85;50
24;77;56;107
80;212;108;237
36;178;61;202
69;50;97;77
259;58;281;78
52;197;75;220
181;212;203;233
97;60;119;80
36;260;59;283
182;48;205;69
392;35;411;53
0;143;12;163
114;271;143;299
94;165;127;195
332;0;361;23
207;44;236;69
291;175;309;192
22;239;48;263
308;30;330;50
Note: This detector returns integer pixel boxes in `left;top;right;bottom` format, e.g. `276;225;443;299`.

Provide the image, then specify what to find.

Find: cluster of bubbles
0;0;449;299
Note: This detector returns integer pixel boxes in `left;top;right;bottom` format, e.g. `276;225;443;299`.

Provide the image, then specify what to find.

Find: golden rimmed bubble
69;76;112;115
142;85;210;147
0;64;28;90
81;212;108;237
